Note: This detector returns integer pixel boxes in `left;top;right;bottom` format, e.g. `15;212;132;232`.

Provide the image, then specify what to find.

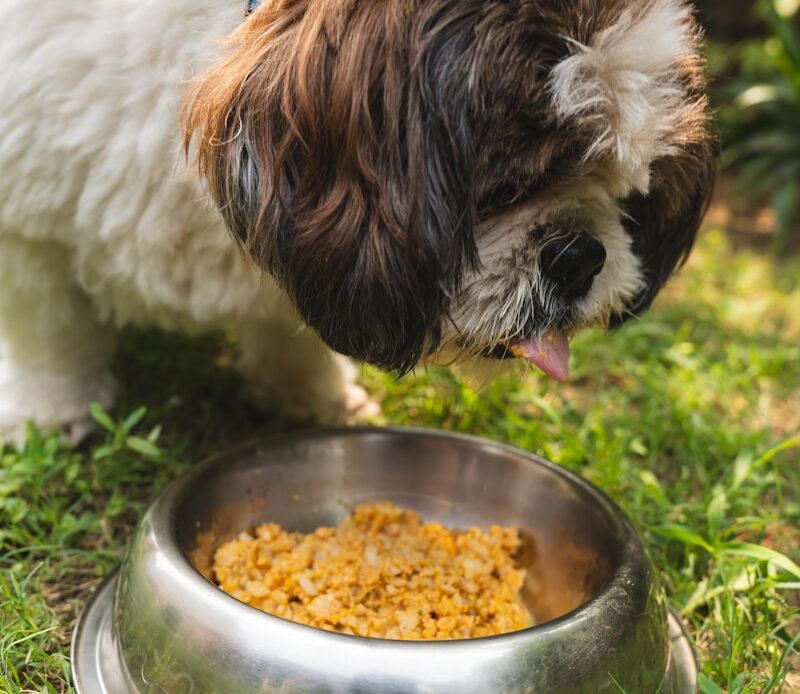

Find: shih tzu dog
0;0;713;445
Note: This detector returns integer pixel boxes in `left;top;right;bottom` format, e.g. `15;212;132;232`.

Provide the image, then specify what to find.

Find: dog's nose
541;234;606;299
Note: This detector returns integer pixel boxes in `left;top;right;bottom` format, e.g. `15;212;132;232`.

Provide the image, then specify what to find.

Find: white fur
0;0;367;446
549;0;695;195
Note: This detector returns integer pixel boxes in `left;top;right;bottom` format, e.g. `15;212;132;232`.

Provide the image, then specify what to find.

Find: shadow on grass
111;326;302;460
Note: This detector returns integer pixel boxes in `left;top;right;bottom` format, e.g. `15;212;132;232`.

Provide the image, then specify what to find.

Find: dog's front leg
236;316;376;424
0;237;116;447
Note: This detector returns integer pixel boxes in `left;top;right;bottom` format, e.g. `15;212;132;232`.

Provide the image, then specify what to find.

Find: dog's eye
245;0;262;16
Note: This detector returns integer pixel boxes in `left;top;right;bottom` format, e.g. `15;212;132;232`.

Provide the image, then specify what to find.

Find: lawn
1;228;798;693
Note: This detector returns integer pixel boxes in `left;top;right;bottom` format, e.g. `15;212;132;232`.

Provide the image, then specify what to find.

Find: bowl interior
174;429;621;625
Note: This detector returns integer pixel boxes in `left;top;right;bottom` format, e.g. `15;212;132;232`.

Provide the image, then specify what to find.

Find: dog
0;0;713;446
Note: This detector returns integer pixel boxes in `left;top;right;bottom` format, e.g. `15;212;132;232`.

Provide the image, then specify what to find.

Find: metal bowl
72;427;697;693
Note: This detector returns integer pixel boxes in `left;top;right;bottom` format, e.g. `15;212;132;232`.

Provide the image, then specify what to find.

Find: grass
1;228;798;693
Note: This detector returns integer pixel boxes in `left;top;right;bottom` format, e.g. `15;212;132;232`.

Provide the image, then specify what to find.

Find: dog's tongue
509;331;570;383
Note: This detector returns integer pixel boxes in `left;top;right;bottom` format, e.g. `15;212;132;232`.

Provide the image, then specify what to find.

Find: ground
0;227;798;693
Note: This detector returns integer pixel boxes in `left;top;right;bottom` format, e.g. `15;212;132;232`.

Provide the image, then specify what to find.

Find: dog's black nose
541;234;606;299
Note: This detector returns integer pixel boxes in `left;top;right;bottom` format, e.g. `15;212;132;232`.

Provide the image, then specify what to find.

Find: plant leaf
89;403;115;433
122;407;147;434
698;673;725;694
125;436;162;459
719;541;800;580
653;524;714;553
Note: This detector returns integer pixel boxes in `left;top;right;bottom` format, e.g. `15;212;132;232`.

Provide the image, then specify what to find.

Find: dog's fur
0;0;713;445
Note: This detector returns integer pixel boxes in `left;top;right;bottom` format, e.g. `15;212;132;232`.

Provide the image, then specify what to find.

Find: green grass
1;229;799;693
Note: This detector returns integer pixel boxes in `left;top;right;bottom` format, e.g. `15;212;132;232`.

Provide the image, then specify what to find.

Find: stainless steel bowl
72;427;697;693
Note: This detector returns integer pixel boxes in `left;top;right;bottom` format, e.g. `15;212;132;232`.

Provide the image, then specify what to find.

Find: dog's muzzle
481;232;607;382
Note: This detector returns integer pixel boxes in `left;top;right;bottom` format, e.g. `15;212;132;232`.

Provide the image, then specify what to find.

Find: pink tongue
509;331;570;383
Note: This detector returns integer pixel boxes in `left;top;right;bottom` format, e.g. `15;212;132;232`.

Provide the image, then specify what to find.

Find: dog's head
184;0;714;378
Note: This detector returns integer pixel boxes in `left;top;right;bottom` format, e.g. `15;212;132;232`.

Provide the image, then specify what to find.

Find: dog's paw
0;362;116;449
341;381;381;421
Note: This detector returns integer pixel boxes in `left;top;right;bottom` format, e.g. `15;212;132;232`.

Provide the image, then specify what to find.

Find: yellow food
213;502;530;640
510;343;532;360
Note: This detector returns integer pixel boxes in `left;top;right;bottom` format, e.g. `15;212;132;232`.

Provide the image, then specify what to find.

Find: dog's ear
572;2;716;325
612;139;715;324
184;2;478;372
183;2;310;270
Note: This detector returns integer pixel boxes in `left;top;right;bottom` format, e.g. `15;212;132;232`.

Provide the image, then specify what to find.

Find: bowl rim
147;425;648;647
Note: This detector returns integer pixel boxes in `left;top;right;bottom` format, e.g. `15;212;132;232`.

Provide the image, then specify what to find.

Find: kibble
213;502;530;640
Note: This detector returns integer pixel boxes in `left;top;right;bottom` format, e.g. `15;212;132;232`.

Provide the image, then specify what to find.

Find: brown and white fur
0;0;713;446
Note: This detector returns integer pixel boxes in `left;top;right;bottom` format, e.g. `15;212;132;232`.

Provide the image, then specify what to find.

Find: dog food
213;502;530;640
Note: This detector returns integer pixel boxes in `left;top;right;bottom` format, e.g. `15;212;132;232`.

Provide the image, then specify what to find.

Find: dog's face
185;0;714;377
